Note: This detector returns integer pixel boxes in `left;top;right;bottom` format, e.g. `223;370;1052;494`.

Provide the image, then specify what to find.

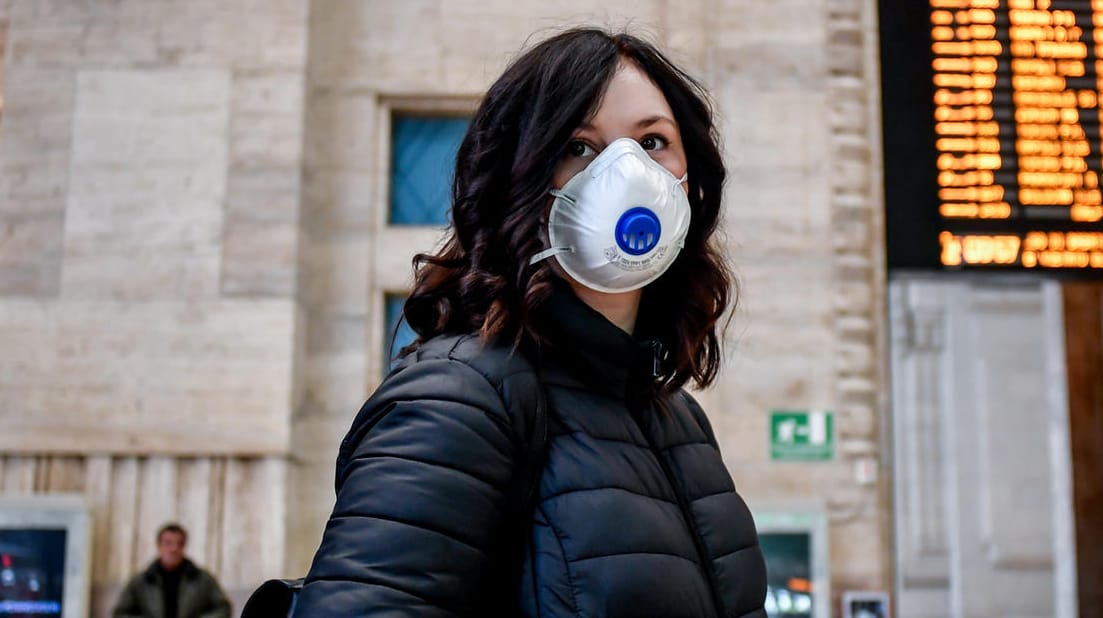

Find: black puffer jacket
297;286;767;617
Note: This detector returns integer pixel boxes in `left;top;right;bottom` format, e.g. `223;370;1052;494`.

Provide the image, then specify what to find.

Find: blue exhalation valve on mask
615;207;662;256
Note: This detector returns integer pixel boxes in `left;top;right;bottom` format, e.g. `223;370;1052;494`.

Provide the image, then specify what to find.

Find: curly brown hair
402;27;733;393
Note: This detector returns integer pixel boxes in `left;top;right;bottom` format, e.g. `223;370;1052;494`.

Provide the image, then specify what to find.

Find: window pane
389;115;469;225
384;294;418;369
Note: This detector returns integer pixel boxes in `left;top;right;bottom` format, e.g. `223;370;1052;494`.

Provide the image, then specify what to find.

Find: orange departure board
880;0;1103;273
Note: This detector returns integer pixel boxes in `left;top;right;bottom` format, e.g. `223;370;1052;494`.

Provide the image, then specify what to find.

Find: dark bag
241;352;549;618
241;578;302;618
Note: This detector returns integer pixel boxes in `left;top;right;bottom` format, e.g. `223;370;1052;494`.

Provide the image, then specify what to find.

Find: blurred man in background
112;523;231;618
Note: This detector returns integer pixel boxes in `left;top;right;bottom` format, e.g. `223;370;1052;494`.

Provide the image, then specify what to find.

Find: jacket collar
143;558;199;582
532;280;664;405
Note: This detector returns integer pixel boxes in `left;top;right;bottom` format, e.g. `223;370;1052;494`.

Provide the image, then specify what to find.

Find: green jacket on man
112;559;231;618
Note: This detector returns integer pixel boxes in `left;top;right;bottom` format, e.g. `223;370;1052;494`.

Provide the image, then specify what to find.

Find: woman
296;28;767;617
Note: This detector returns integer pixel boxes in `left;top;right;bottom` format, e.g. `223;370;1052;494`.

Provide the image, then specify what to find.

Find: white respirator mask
528;137;692;293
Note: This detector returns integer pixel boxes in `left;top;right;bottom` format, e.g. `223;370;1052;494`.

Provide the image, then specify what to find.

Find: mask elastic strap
549;188;576;204
532;189;576;266
529;246;572;266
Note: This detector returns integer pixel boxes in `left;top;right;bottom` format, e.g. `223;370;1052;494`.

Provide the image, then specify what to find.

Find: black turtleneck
531;281;666;409
159;563;181;618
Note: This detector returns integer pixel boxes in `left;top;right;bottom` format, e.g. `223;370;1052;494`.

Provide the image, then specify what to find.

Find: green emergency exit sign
770;410;834;461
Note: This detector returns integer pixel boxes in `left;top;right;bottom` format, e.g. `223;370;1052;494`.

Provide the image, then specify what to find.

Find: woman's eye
567;140;595;158
640;135;668;151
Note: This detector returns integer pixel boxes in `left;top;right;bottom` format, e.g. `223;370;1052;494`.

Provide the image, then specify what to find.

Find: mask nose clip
589;139;641;177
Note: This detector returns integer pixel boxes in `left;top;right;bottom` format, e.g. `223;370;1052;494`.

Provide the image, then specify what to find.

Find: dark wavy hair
402;27;733;392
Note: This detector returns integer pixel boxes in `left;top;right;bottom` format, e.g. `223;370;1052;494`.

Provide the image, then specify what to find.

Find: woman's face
552;59;688;190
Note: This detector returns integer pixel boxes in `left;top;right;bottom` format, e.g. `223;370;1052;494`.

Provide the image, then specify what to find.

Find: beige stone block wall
0;1;309;614
0;300;296;453
689;0;890;598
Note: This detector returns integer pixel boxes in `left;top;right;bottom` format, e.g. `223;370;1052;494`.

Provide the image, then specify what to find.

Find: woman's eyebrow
576;115;677;132
635;115;676;129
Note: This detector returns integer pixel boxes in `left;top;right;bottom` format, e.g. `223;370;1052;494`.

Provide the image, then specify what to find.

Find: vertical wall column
890;279;1078;617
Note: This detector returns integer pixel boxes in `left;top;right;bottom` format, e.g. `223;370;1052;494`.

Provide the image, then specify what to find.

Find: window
383;294;418;370
389;115;469;225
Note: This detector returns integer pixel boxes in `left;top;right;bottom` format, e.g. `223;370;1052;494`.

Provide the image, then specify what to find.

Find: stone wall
684;0;890;600
0;0;309;612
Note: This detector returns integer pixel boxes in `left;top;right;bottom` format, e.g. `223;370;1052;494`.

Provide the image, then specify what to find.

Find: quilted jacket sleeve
294;357;520;617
